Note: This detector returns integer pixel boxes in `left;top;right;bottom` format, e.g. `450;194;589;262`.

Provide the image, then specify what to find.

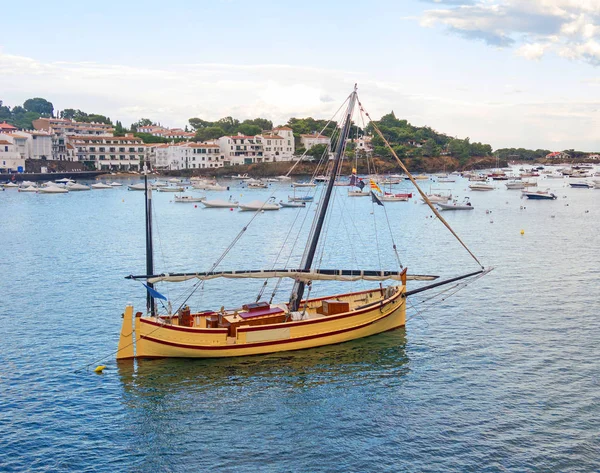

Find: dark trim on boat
141;305;402;351
404;270;486;297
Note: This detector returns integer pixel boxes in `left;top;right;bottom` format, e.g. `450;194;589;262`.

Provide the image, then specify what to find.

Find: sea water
0;174;599;472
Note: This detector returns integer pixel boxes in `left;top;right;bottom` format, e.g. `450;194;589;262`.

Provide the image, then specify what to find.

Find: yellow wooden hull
117;286;406;359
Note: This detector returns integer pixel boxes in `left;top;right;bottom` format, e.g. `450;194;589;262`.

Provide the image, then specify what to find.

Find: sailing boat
117;86;488;360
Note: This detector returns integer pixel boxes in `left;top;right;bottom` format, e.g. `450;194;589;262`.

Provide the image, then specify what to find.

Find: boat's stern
116;305;135;360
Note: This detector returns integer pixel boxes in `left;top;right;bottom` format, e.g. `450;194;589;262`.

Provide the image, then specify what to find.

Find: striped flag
369;179;381;193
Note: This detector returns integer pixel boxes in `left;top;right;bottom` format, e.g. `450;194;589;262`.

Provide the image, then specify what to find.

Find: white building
33;118;114;137
257;126;295;162
0;139;25;172
0;131;54;160
217;134;264;166
300;133;330;150
70;133;145;171
355;136;373;156
154;142;226;170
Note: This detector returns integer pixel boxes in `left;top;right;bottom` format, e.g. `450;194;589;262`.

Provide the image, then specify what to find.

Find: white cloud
420;0;600;64
2;51;600;150
516;42;548;59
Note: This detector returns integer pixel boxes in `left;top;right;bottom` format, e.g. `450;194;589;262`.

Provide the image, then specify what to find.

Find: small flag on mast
143;283;167;301
370;191;384;206
369;179;382;193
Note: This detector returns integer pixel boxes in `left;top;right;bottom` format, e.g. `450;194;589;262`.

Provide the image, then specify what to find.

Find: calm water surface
1;173;599;472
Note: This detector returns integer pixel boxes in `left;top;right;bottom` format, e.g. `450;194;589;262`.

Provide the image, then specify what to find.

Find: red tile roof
0;122;17;130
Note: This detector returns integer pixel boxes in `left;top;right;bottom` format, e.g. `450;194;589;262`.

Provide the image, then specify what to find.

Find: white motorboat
38;185;69;194
522;190;557;200
231;173;249;180
128;183;146;191
314;175;329;182
168;178;182;183
437;198;474;210
174;194;205;203
348;190;370;197
238;199;280;211
91;182;112;189
279;201;306;208
3;182;18;188
158;186;185;192
67;183;91;191
205;183;227;191
265;178;279;182
247;181;268;189
277;175;292;181
505;181;524;189
293;181;317;188
202;198;239;208
18;185;38;193
422;193;452;204
55;178;74;184
22;180;36;187
110;182;123;187
380;193;409;202
152;181;169;188
468;183;495;191
569;181;594;189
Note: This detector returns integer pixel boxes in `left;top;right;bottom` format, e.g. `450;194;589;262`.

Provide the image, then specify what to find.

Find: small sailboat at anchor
117;86;490;360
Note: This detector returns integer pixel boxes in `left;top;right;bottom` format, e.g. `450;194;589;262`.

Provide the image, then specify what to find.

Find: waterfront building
0;131;54;160
217;134;264;165
546;151;571;160
355;136;373;156
0;139;25;172
300;133;330;150
257;126;295;161
32;118;114;137
158;142;225;170
0;122;18;133
137;125;194;140
70;133;144;171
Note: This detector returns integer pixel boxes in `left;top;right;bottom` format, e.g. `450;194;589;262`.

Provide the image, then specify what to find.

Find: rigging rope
358;98;485;270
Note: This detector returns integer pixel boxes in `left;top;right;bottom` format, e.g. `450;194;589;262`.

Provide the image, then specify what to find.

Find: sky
2;0;600;150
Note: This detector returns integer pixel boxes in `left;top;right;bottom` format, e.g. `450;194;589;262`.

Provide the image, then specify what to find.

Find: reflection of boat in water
117;86;489;360
118;327;410;396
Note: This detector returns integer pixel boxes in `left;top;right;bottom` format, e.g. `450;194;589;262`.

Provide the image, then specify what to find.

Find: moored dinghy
238;199;280;211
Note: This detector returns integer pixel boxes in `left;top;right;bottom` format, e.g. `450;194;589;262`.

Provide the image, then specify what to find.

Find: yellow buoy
520;229;525;235
94;365;106;373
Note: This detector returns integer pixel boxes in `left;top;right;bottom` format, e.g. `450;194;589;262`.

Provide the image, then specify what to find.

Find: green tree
194;126;226;142
23;97;54;117
307;143;328;159
114;120;126;136
60;109;77;120
243;118;273;131
237;123;261;136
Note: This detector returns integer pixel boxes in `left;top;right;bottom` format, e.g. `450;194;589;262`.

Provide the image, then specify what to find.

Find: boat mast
290;85;358;311
144;168;156;317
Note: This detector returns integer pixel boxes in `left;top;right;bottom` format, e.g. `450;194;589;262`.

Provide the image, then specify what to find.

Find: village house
300;133;330;150
0;139;25;172
70;133;145;171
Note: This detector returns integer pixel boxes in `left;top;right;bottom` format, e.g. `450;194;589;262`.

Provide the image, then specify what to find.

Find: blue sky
2;0;600;150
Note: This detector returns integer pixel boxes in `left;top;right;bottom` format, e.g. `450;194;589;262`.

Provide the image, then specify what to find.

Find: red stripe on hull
141;304;403;351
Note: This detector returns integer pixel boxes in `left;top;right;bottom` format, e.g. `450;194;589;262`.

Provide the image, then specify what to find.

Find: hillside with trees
0;97;54;129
